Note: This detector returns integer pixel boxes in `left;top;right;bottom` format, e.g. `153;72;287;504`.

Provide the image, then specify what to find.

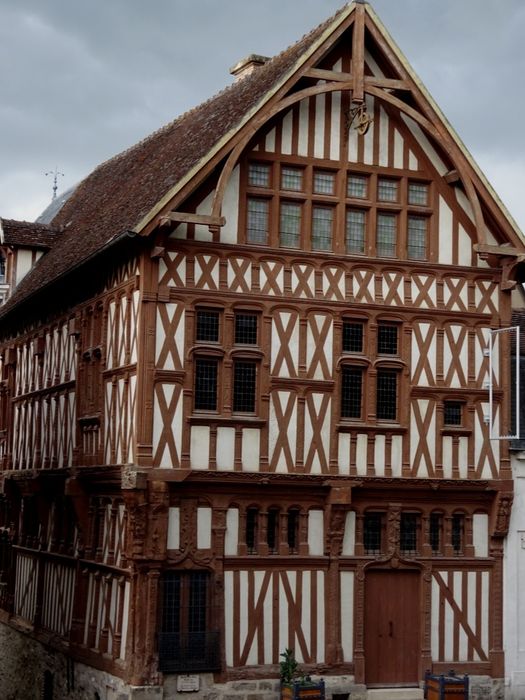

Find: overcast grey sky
1;0;524;231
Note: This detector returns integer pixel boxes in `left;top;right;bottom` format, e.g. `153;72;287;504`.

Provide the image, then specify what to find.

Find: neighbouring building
0;2;524;699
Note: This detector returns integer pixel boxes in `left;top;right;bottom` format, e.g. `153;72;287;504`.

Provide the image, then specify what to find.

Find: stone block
231;682;257;691
129;687;164;700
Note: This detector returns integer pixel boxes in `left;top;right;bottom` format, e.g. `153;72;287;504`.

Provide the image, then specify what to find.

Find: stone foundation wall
0;623;508;700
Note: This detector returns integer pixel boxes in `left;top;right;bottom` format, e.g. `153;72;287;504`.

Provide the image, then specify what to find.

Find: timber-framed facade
0;3;523;698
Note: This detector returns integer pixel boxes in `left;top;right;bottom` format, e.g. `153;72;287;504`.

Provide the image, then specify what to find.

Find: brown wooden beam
352;3;366;102
158;212;226;228
304;69;409;93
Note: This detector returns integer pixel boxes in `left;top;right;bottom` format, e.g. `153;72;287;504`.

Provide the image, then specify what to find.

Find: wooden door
364;570;420;686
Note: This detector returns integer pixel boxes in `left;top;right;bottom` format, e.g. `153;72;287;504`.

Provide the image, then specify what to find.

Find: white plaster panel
15;249;33;284
314;94;325;159
216;427;236;471
374;434;385;477
356;434;368;476
317;571;325;662
265;127;276;152
340;572;354;662
242;428;260;471
442;436;453;479
363;95;374;165
279;573;289;656
225;508;239;556
473;513;489;557
364;49;385;77
224;571;234;665
458;224;472;266
281;110;293;155
168;222;187;239
338;433;350;475
301;573;311;655
348;114;358;162
221;165;240;244
393;129;404;169
167;507;180;550
438;196;454;265
308;510;324;555
391;435;403;477
298;99;309;156
378;106;388;166
458;437;469;479
269;391;297;473
190;426;210;469
197;507;212;549
264;572;273;663
195;190;214;241
408;151;418;170
330;91;341;161
401;114;447;175
342;511;356;556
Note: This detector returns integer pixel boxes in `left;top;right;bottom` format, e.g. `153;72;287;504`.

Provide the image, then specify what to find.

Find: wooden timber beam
158;212;226;228
305;68;409;92
352;1;366;102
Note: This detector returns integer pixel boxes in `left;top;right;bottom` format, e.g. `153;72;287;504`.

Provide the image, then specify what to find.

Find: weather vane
45;167;64;200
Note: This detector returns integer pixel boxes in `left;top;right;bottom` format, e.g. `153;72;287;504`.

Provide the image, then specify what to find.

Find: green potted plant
279;649;325;700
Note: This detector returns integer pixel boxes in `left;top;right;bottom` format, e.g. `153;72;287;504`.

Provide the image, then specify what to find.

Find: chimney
229;54;270;81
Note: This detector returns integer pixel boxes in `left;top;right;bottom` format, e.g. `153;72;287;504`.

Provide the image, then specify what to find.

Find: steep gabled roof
0;3;352;320
0;219;62;250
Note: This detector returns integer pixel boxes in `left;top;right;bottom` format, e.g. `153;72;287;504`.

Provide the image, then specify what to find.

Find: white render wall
504;451;525;699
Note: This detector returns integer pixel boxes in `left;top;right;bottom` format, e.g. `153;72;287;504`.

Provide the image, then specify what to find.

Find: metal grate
347;174;368;199
0;257;5;284
247;198;269;244
281;166;303;191
313;170;335;195
312;206;333;251
364;513;382;555
194;358;218;411
235;313;257;344
376;213;397;256
400;513;418;554
377;324;398;355
408;181;428;206
280;202;301;248
233;361;256;413
444;401;462;426
407;215;427;260
342;322;364;353
248;162;270;188
429;513;442;554
196;310;220;342
346;209;365;254
376;369;397;420
341;366;363;419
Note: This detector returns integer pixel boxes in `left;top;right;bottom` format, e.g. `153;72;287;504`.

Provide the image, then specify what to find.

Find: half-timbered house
0;3;523;699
